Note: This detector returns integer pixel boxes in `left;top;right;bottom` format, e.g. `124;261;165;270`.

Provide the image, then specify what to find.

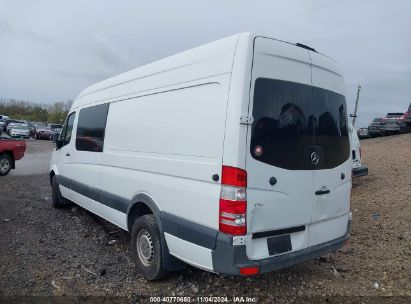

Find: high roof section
72;33;248;109
71;32;336;109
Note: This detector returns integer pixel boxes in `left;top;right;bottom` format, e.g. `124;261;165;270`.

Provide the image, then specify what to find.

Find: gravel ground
0;135;410;303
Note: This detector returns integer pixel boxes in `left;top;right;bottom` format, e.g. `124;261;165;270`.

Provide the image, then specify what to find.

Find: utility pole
352;84;361;128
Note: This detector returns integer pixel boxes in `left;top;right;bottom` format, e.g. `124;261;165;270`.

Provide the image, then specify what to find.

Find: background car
34;124;53;140
357;127;369;139
0;119;6;134
368;118;384;137
9;124;30;138
30;122;44;137
381;113;408;135
3;119;24;132
47;123;63;141
7;122;26;135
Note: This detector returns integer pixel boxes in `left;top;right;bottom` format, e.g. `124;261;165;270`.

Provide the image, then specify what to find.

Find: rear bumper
368;129;382;135
383;127;400;131
212;221;351;275
352;165;368;177
37;133;52;139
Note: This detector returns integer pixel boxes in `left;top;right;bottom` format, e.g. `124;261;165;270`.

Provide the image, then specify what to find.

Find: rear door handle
315;189;330;195
65;152;71;156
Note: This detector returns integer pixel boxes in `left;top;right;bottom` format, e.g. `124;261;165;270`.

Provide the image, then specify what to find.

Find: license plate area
267;234;292;255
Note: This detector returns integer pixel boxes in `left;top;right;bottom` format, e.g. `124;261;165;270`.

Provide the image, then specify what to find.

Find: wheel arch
127;193;163;233
127;192;185;271
49;170;56;186
49;163;59;186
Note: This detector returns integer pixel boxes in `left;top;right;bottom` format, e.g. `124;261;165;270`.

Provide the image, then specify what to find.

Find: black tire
51;175;67;208
130;214;168;280
0;154;12;176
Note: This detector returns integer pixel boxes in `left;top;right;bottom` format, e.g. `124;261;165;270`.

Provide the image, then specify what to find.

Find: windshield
13;125;28;130
250;78;349;170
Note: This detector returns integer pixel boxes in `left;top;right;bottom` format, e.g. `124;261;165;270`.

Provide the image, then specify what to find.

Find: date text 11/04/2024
149;296;257;303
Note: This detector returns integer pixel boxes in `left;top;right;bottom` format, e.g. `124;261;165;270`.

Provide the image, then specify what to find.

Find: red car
34;124;54;140
0;138;27;176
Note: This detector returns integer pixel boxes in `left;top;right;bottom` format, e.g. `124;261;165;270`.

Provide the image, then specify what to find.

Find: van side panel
99;80;230;268
71;189;127;230
164;233;213;271
101;79;230;232
105;83;224;158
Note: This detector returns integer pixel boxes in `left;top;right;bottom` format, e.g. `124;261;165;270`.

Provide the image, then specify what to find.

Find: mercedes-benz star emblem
310;151;320;165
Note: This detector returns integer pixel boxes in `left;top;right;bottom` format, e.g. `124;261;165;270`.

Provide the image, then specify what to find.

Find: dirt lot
0;135;410;303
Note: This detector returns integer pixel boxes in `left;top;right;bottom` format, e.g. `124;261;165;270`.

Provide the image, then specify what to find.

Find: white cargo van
50;33;352;280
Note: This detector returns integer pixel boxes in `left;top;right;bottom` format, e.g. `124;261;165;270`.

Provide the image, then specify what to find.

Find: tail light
359;147;362;160
240;266;259;276
219;166;247;235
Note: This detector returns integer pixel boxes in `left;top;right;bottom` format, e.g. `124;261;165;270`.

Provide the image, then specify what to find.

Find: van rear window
76;103;109;152
250;78;349;170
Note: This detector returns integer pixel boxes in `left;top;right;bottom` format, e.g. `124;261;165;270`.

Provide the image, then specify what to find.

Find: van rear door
308;52;351;247
245;38;314;260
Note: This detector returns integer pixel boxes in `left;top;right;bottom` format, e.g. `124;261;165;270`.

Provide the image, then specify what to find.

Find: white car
351;127;368;177
9;124;30;138
50;33;352;280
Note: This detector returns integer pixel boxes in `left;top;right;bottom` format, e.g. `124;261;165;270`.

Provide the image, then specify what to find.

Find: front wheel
0;154;12;176
130;214;168;280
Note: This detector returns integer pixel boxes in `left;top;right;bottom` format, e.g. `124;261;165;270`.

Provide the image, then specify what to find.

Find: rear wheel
0;154;12;176
51;175;67;208
130;214;168;280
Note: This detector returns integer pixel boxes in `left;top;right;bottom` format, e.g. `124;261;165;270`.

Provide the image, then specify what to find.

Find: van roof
76;33;245;102
73;33;333;110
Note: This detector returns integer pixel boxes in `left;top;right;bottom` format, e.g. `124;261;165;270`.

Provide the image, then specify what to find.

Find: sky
0;0;410;127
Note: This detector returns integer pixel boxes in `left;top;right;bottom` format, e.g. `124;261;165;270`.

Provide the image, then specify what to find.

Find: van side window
76;103;109;152
61;112;76;147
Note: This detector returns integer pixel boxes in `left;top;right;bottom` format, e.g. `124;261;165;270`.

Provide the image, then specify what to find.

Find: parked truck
0;138;27;176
